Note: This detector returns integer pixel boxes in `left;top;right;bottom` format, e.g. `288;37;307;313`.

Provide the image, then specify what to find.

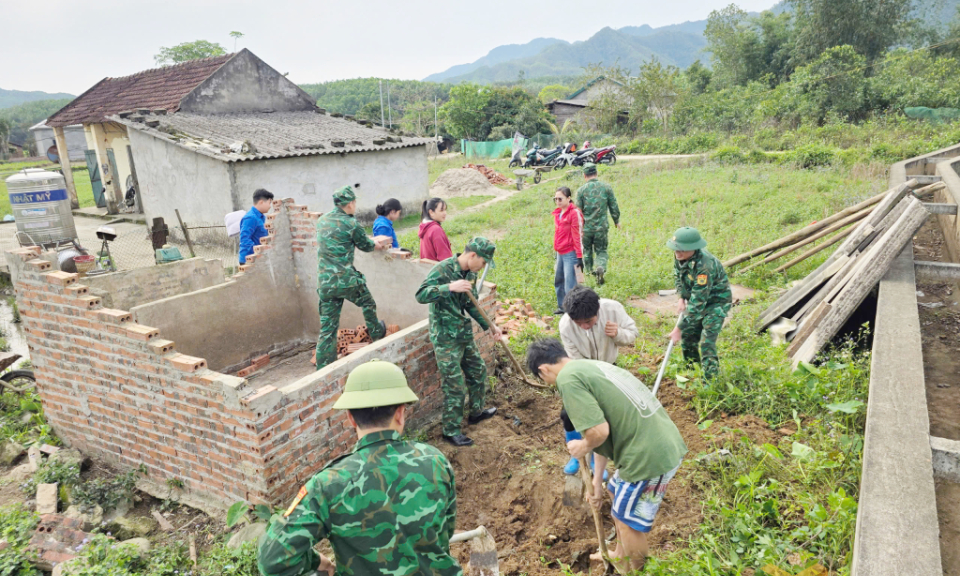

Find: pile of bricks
237;354;271;378
494;299;553;339
337;324;400;358
463;163;510;185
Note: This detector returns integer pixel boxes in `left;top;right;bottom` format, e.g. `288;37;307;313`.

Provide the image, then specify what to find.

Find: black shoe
553;308;564;315
443;434;474;447
377;319;387;339
468;407;497;424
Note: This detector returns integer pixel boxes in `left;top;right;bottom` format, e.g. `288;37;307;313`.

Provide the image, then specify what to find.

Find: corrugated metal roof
113;110;430;162
46;54;234;128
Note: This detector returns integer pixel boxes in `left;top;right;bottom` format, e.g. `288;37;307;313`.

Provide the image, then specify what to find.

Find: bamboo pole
723;190;887;268
775;226;856;273
736;204;873;275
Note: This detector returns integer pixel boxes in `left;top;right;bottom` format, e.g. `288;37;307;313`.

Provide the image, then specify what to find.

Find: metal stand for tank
96;236;117;272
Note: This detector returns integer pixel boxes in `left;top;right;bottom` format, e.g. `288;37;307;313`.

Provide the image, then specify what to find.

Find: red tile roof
46;54;234;128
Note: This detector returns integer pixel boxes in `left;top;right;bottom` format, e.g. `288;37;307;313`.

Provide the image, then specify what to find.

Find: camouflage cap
332;185;357;206
582;162;598;176
465;236;496;268
666;227;707;251
332;359;419;410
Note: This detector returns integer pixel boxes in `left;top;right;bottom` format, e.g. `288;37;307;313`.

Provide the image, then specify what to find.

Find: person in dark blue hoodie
372;198;402;249
239;189;274;265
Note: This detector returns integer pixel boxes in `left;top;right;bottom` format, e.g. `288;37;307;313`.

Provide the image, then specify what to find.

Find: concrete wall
31;125;87;162
179;49;316;114
83;258;226;311
131;209;305;371
128;129;236;226
231;145;429;223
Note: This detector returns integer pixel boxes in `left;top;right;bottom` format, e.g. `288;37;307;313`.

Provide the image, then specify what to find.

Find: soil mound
430;169;501;198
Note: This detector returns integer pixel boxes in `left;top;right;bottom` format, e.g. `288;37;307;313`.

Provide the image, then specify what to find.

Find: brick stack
495;298;553;339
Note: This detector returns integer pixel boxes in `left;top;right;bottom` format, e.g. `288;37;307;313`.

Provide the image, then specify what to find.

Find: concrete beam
914;260;960;282
923;202;958;215
851;244;942;576
931;436;960;483
913;174;943;184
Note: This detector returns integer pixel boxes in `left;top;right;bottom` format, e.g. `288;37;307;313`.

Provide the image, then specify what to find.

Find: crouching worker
667;227;732;381
258;359;463;576
526;338;687;572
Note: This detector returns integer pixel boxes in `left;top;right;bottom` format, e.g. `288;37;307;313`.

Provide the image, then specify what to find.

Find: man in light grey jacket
557;285;638;475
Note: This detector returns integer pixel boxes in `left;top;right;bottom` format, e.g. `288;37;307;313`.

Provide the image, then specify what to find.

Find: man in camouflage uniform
415;237;502;447
258;359;462;576
315;186;392;370
575;163;620;285
667;227;732;380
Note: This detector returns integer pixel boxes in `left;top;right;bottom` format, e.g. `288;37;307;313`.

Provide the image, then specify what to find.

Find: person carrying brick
575;163;620;285
525;338;687;573
239;188;274;265
315;186;392;369
415;237;502;447
258;359;463;576
667;227;732;381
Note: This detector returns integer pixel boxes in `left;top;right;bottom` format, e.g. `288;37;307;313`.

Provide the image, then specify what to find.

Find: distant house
47;49;430;220
546;76;631;128
29;121;88;162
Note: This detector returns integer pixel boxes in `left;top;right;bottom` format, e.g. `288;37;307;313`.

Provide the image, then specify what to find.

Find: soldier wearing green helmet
258;359;463;576
314;185;393;370
416;236;502;447
666;227;732;380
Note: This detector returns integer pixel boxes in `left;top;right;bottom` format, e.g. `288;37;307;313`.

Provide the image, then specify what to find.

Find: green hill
0;88;74;109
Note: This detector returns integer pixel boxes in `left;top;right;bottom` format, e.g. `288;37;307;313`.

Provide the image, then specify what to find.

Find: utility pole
386;82;392;128
434;95;438;142
379;80;385;128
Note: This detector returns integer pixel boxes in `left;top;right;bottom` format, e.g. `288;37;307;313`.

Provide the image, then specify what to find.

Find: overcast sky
5;0;777;95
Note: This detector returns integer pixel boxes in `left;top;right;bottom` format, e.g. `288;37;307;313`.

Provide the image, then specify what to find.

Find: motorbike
553;143;580;169
572;147;596;167
508;146;525;168
594;145;617;165
524;144;563;168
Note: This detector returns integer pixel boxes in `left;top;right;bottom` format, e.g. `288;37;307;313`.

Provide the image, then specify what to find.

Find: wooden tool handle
579;456;611;569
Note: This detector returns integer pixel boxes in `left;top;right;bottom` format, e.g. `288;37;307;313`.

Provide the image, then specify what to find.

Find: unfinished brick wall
9;200;499;512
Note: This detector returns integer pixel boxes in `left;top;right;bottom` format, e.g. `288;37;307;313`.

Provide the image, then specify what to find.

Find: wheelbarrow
513;165;553;190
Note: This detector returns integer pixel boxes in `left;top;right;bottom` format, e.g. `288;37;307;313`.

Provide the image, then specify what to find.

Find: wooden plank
791;198;930;365
787;301;831;354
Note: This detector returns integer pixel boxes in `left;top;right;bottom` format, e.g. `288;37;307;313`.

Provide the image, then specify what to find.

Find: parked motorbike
524;144;562;168
509;146;525;168
553;143;580;169
572;147;596;167
594;145;617;165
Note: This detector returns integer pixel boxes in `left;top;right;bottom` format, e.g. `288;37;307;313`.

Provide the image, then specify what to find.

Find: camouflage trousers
315;283;385;370
582;228;609;274
680;303;731;380
433;338;487;437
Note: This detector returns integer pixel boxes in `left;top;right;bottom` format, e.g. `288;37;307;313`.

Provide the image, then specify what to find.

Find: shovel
450;525;499;575
465;291;549;390
652;312;684;397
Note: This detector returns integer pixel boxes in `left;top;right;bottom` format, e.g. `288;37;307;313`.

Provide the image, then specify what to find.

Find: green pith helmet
332;359;419;410
465;236;496;268
666;227;707;251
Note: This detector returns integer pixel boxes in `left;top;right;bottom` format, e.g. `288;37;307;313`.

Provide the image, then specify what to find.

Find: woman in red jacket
418;197;453;262
553;186;584;314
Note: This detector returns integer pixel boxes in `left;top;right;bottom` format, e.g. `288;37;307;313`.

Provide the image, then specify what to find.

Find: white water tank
5;168;78;246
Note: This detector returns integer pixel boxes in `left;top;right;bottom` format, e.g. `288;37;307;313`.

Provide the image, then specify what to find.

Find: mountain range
0;88;75;110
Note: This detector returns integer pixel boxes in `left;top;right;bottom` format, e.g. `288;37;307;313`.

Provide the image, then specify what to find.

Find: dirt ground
912;217;960;576
437;359;782;575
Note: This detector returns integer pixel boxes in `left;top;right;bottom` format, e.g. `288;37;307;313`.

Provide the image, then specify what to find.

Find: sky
4;0;777;95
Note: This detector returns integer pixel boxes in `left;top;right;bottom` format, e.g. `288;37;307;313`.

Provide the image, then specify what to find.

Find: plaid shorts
605;461;682;533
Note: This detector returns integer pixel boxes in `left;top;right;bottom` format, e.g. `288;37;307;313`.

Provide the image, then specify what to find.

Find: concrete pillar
52;126;79;209
88;123;119;214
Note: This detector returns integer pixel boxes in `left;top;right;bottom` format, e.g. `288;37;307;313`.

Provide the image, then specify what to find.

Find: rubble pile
463;163;510;185
494;298;553;339
337;324;400;358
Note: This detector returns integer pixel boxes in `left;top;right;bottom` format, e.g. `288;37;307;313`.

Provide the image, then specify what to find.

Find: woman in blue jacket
372;198;402;248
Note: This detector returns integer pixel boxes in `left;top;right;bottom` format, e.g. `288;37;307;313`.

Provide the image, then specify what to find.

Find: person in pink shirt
553;186;584;315
418;198;453;262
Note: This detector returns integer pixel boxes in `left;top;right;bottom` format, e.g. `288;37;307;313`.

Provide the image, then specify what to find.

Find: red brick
44;271;78;286
25;259;53;272
167;354;207;372
97;309;132;324
125;324;159;341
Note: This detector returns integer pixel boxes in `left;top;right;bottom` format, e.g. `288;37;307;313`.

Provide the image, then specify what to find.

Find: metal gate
83;150;105;208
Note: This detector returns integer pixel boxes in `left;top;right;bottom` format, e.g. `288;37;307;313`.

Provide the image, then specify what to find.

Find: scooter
572;147;596;167
524;144;562;168
509;146;525;168
594;145;617;165
553;142;580;169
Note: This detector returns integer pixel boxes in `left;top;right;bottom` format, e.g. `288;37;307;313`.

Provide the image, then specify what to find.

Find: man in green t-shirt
526;338;687;573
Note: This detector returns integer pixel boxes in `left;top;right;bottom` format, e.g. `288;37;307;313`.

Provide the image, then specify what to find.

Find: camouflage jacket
674;249;732;327
316;207;376;294
576;179;620;232
415;256;490;343
257;430;462;576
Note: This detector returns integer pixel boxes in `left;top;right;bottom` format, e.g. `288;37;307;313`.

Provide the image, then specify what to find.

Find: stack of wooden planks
751;178;934;365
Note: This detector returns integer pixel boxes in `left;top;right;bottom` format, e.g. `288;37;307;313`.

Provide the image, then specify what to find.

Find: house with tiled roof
545;76;631;129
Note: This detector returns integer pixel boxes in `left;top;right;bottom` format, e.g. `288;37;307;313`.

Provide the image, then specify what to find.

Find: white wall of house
231;145;429;222
31;125;88;161
128;129;236;226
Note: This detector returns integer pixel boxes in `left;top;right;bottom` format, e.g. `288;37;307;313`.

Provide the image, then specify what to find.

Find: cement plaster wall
128;129;236;226
231;145;429;223
179;50;316;115
83;258;226;311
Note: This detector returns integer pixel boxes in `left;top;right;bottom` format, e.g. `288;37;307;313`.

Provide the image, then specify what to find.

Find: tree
439;84;491;140
784;45;868;122
631;59;683;132
704;5;758;87
788;0;914;64
0;119;10;161
684;61;713;95
229;31;244;51
154;40;227;66
538;84;571;104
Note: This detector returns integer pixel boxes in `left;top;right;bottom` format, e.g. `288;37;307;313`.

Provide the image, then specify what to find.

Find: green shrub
793;144;837;168
712;146;747;164
0;505;41;576
71;466;145;512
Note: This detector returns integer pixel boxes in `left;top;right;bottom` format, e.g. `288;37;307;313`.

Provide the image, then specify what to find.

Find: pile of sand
429;168;504;198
